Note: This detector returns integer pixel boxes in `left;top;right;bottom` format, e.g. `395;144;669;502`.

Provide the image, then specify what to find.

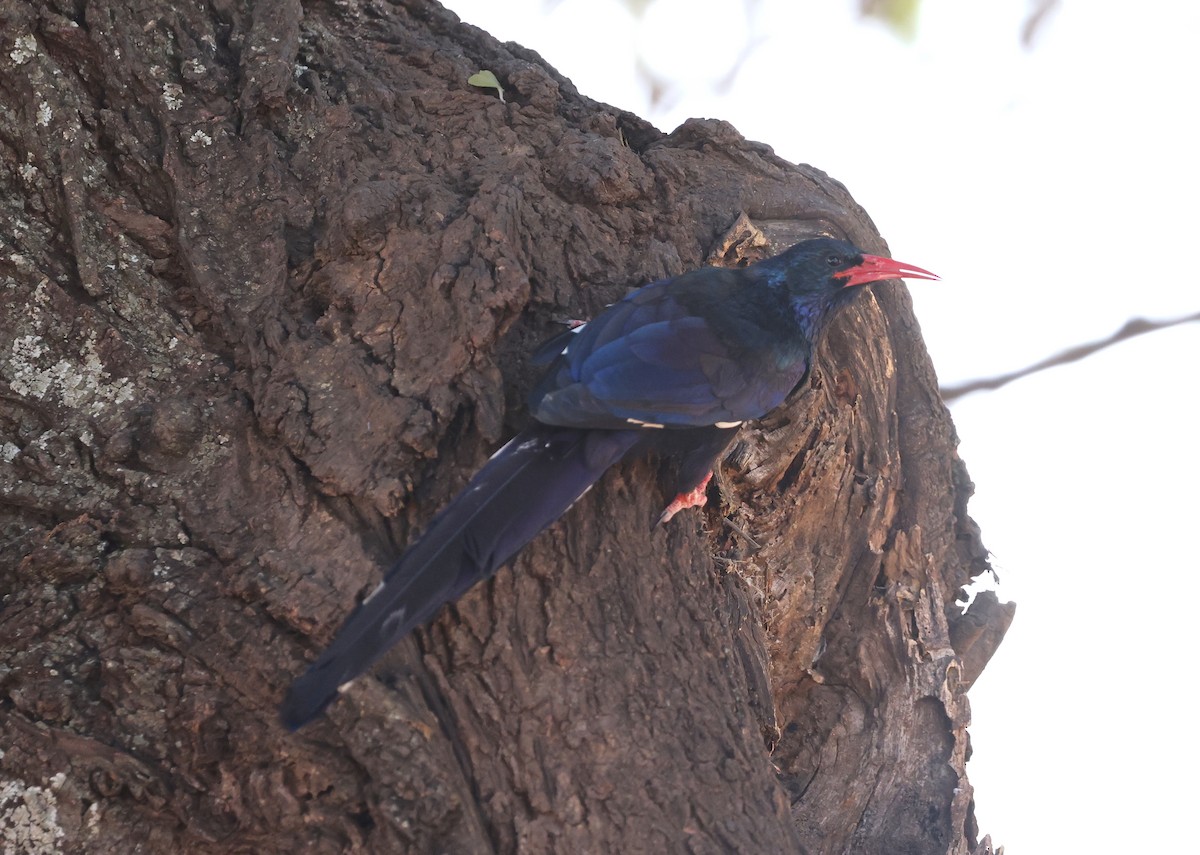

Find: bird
279;237;937;729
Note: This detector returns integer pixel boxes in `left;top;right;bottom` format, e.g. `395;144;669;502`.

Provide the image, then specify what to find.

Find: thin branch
940;310;1200;402
1021;0;1061;48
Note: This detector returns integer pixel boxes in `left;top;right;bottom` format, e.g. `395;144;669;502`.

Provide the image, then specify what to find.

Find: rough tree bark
0;1;1011;853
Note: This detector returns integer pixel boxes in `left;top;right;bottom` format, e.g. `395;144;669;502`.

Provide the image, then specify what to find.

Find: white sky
444;0;1200;850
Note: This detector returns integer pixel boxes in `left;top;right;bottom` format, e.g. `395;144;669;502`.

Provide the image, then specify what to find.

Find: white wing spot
489;435;537;461
381;606;408;638
714;421;743;429
563;483;595;513
361;580;386;605
626;418;665;429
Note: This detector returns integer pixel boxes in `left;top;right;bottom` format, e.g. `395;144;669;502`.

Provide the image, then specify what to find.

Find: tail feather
280;424;640;729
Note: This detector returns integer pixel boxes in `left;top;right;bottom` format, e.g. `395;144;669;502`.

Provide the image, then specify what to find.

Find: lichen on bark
0;1;1007;852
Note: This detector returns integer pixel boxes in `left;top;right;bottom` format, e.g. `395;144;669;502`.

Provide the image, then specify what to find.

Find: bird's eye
826;254;842;268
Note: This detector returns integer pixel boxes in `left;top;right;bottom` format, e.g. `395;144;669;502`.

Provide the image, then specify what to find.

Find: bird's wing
530;274;795;429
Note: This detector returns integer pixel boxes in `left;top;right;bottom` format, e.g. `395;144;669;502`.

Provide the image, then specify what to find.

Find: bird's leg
657;471;713;526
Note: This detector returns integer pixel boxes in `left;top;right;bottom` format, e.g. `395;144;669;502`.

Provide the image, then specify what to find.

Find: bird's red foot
657;472;713;526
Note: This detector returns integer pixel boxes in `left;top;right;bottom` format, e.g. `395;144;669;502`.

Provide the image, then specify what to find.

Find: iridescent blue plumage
280;237;937;729
530;239;869;430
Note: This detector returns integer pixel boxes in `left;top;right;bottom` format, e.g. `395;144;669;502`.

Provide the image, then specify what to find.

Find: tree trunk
0;1;1010;852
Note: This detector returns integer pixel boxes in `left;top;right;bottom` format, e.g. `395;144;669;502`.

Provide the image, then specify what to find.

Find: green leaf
863;0;922;41
468;70;505;103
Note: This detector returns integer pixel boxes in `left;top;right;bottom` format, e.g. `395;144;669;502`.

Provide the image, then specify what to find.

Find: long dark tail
280;424;641;730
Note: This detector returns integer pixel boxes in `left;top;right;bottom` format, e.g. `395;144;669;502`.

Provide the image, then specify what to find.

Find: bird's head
764;237;939;333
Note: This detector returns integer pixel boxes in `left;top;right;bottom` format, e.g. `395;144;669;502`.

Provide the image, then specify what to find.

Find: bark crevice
0;1;1005;852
